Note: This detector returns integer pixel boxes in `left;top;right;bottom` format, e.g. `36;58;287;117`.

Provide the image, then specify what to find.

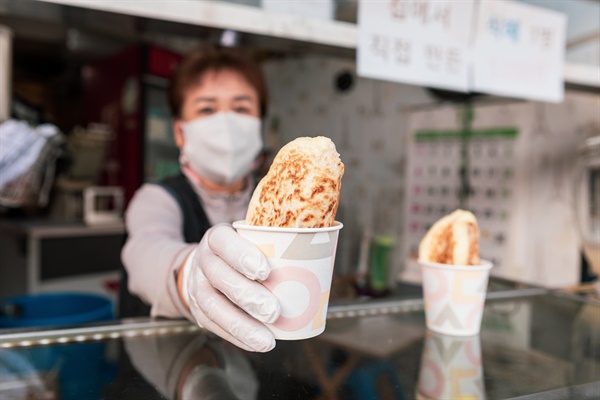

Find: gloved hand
180;224;280;352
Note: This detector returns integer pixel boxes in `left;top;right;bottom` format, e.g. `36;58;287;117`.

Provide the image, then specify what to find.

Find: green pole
459;102;473;208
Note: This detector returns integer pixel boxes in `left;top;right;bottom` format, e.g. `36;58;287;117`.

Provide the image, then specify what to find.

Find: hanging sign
357;0;476;92
471;0;567;103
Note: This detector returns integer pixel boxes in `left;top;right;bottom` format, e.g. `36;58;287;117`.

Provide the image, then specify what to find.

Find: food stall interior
0;1;599;399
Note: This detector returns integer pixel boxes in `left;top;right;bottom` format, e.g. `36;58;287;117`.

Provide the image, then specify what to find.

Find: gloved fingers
188;277;276;353
205;224;271;281
193;312;255;353
201;250;280;324
190;296;276;353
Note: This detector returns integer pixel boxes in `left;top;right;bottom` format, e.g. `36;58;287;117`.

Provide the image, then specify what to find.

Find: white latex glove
181;224;280;352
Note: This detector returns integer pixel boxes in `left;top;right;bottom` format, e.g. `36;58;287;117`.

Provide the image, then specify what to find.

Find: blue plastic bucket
0;292;113;328
0;293;115;400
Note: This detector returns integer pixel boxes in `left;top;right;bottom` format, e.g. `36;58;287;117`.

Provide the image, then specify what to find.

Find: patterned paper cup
419;259;493;336
233;220;343;340
417;330;486;400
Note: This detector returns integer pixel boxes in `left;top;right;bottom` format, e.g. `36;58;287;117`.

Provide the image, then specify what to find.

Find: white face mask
180;111;263;185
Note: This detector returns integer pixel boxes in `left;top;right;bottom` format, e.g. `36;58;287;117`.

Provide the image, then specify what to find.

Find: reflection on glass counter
0;290;598;400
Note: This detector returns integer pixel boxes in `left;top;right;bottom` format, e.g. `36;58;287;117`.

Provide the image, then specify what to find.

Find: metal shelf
0;286;552;349
36;0;357;49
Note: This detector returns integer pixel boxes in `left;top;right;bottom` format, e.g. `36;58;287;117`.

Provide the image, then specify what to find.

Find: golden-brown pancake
246;136;344;228
418;209;480;265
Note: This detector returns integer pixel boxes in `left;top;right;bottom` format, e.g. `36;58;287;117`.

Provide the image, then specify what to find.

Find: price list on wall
472;0;566;102
357;0;567;103
357;0;476;92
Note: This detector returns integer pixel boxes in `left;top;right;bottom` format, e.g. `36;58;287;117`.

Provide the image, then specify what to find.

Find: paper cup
417;330;486;400
232;220;343;340
419;259;492;336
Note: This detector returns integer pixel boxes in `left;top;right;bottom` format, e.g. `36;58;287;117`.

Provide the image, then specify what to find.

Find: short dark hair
168;47;268;119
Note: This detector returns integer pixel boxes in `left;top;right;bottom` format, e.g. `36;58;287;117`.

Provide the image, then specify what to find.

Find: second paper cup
233;220;343;340
419;259;493;336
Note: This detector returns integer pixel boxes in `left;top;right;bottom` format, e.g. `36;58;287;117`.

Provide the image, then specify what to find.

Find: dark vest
118;174;211;318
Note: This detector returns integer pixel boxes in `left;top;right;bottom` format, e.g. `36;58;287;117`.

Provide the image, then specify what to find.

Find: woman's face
174;69;260;148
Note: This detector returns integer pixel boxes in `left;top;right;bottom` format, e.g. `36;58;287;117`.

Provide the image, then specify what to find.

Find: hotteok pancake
418;209;480;265
246;136;344;228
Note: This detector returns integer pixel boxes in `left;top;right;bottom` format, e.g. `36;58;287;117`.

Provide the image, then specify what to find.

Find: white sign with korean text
357;0;476;92
472;0;567;103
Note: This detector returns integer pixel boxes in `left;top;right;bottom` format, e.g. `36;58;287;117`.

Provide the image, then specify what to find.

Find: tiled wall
263;55;600;288
402;95;600;287
263;56;434;277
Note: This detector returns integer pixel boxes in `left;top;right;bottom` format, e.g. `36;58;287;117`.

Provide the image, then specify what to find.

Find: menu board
357;0;476;92
472;0;567;103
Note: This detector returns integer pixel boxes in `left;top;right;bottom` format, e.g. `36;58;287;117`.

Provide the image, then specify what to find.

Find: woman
121;47;280;353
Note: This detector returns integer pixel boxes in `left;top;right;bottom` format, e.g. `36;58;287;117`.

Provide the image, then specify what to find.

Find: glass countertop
1;287;598;400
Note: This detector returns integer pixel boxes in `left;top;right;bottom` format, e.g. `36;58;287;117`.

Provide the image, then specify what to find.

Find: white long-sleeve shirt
121;176;252;319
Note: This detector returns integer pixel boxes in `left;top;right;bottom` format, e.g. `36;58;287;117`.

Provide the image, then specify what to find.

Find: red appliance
83;44;182;204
